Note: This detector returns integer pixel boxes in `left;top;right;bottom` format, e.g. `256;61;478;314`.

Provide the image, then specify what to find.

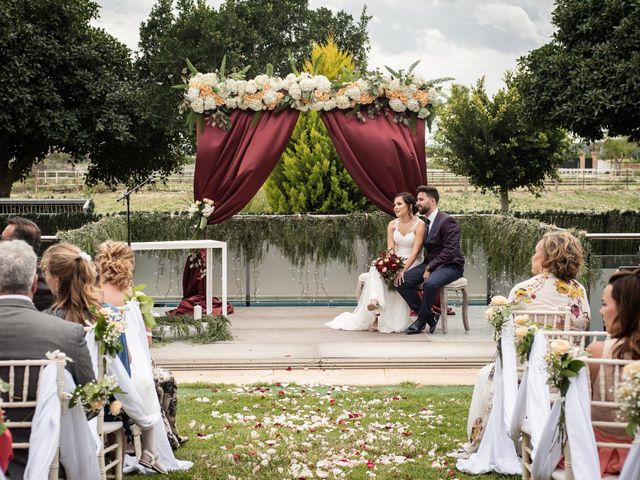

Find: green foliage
136;0;371;156
434;77;570;211
152;315;232;344
602;137;638;168
516;0;640;141
57;212;602;283
265;39;370;213
0;0;182;197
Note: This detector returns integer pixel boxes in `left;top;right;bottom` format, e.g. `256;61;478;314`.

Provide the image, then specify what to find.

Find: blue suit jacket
423;211;465;272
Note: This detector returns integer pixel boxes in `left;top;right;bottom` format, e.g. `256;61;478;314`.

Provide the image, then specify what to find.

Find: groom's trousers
397;264;464;325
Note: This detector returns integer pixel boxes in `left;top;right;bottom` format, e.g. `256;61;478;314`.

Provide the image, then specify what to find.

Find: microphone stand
117;175;155;246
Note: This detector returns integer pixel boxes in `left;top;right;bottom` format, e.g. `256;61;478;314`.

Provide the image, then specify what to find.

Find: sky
93;0;556;95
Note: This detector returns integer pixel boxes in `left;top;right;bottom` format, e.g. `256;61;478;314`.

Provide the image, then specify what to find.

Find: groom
398;186;465;334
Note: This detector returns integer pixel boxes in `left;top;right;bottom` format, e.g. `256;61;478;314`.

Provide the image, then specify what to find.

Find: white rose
550;339;570;355
235;80;247;95
515;326;528;338
356;78;370;91
263;90;278;105
335;95;351;109
246;99;263;111
491;295;508;306
190;73;204;84
254;74;269;89
388;79;401;90
344;85;361;100
407;99;420;112
244;80;258;94
202;72;219;85
299;77;316;92
187;88;200;103
315;75;331;93
323;99;337;111
288;84;302;100
514;314;530;325
203;96;217;111
484;306;496;319
428;87;439;103
225;97;238;109
285;73;298;83
389;98;406;112
225;79;238;94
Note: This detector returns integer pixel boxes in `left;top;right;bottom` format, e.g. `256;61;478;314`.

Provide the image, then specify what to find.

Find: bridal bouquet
513;314;540;363
69;375;125;417
90;306;125;357
373;249;405;291
618;361;640;435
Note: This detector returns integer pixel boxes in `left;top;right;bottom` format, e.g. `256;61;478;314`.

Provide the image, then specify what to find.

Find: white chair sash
532;368;599;480
456;326;521;475
121;301;193;473
85;330;156;429
24;364;60;480
620;432;640;480
509;332;550;455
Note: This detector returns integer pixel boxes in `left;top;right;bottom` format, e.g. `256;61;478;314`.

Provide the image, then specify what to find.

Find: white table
130;240;227;316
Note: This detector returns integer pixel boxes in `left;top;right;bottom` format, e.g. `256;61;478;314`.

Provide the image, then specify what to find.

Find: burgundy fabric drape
195;109;300;222
170;110;299;316
321;111;426;215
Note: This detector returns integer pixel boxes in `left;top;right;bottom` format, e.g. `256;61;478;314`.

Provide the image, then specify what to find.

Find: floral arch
173;64;441;314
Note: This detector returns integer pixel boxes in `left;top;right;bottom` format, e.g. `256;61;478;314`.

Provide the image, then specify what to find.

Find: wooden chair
0;354;67;480
96;355;124;480
438;277;470;334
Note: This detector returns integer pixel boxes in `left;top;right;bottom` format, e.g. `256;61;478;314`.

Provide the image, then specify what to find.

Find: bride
327;193;426;333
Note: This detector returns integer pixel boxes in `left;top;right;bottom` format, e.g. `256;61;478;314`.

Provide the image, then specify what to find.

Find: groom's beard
418;205;429;215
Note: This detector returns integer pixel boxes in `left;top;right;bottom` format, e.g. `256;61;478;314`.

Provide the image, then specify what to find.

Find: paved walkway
152;305;495;386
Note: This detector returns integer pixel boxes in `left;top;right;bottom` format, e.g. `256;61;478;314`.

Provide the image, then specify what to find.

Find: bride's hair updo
395;192;418;215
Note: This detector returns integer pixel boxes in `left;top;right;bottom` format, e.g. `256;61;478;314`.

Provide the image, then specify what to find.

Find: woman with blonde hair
41;242;169;474
585;268;640;475
507;230;590;331
95;241;190;470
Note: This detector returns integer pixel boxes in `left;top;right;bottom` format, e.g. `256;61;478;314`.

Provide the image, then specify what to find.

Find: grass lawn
132;383;514;480
15;185;637;215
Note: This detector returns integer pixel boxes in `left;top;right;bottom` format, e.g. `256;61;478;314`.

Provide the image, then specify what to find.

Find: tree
434;77;570;211
0;0;181;197
602;136;638;169
265;39;369;213
135;0;371;158
516;0;640;141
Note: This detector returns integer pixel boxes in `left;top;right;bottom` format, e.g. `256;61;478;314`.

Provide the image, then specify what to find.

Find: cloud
368;28;517;95
474;3;541;41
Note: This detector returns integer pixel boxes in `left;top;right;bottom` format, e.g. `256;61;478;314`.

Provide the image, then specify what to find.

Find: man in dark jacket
398;186;465;334
0;240;95;479
2;216;54;311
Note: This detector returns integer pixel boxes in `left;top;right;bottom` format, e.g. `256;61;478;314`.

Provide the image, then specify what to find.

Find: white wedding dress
326;219;424;333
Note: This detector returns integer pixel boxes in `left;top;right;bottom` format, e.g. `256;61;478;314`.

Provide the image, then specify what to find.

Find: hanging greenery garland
57;212;600;283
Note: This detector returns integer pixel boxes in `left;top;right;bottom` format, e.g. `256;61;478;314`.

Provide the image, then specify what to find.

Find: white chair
512;309;573;331
0;355;67;480
519;331;609;480
96;355;124;480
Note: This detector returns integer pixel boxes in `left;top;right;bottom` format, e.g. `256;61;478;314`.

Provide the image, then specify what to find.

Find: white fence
23;166;640;193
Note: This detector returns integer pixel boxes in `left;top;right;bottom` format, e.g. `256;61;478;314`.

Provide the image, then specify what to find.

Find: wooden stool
439;277;470;334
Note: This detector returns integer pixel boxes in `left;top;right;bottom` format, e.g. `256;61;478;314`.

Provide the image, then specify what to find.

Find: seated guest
95;240;187;449
507;230;590;331
0;240;95;479
1;217;54;311
40;242;168;474
586;268;640;476
465;231;590;453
